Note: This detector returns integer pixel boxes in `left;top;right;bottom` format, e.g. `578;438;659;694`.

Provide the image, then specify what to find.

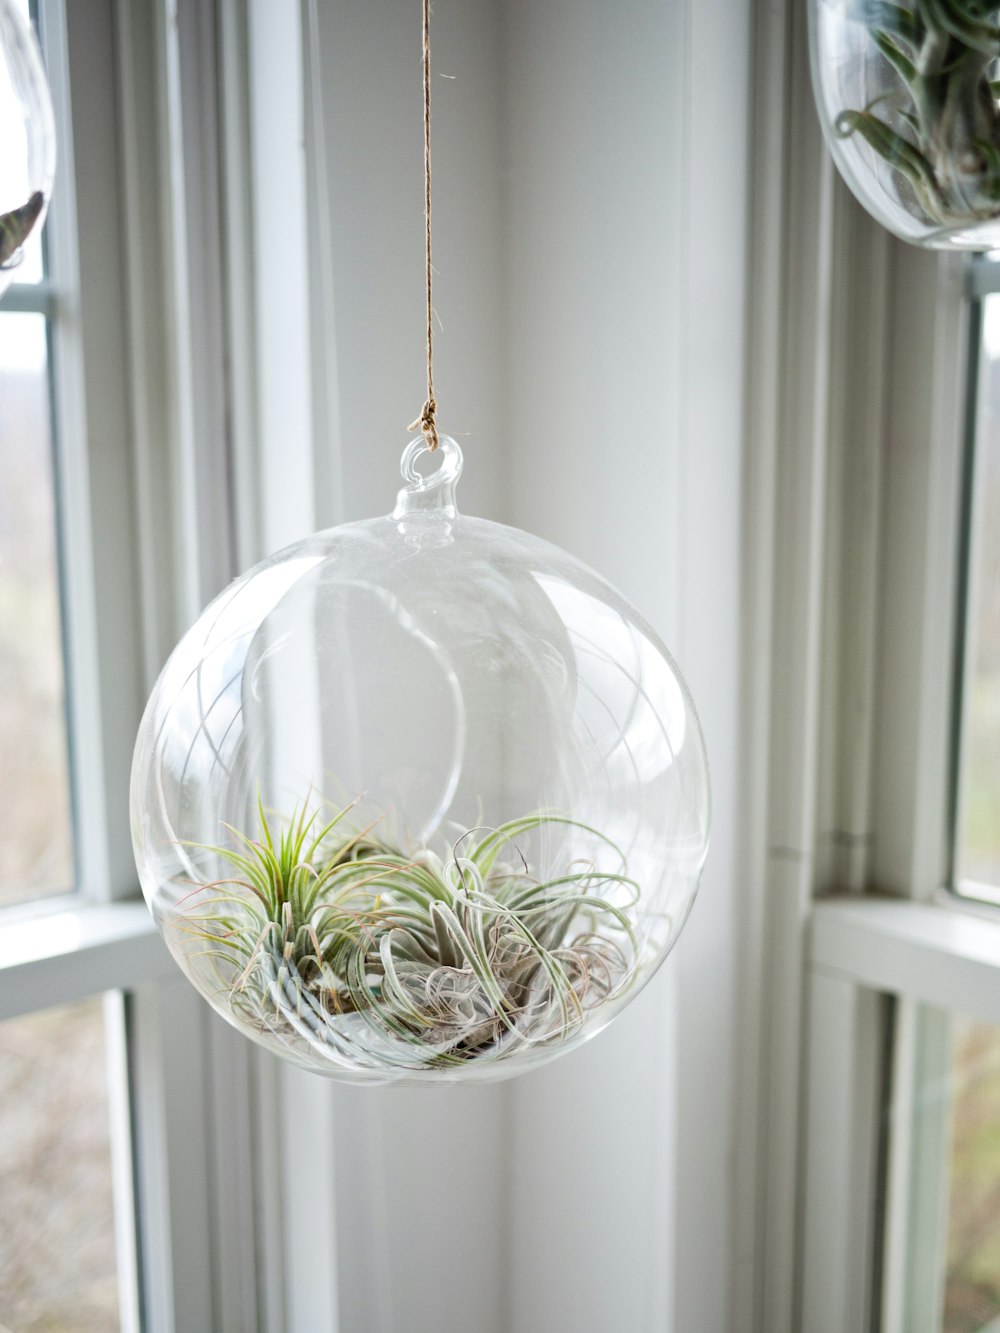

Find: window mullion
800;970;886;1331
0;280;57;315
872;245;968;900
127;978;217;1333
46;0;146;903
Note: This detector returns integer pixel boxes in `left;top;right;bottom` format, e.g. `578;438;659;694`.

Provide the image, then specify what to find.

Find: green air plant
0;190;44;269
175;798;642;1074
835;1;1000;229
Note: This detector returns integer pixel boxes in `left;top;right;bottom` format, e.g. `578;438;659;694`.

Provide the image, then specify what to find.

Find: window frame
0;2;279;1329
741;3;998;1331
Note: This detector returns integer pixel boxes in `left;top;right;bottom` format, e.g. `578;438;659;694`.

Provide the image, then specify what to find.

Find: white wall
310;0;508;527
500;2;685;1330
499;3;749;1329
308;6;511;1332
257;1;751;1328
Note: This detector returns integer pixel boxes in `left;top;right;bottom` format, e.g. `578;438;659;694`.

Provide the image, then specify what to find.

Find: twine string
407;0;439;451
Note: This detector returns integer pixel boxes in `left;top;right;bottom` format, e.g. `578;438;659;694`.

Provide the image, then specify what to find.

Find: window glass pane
944;1017;1000;1331
0;997;121;1330
957;295;1000;894
890;1007;1000;1331
0;310;74;905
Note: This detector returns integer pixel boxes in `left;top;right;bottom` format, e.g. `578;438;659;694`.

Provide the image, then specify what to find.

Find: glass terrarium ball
131;437;710;1084
0;0;55;293
810;0;1000;249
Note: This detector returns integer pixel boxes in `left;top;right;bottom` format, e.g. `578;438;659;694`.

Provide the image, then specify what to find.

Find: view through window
0;998;120;1331
957;294;1000;894
0;308;74;907
0;3;123;1327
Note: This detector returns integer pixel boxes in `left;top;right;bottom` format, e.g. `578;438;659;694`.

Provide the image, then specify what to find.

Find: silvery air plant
811;0;1000;246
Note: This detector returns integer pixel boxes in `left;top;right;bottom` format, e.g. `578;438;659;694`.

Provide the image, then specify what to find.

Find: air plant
834;1;1000;229
175;798;641;1075
0;190;43;269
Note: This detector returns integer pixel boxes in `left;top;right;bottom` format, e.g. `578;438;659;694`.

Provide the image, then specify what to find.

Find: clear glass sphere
810;0;1000;249
0;0;55;292
131;438;710;1083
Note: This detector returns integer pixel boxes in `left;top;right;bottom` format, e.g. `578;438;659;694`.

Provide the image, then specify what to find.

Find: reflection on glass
958;296;1000;892
0;311;73;905
0;997;120;1330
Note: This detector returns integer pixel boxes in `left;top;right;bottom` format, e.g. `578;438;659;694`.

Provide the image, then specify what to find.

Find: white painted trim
114;4;274;1328
0;278;57;313
872;244;968;901
0;900;169;1017
674;0;749;1324
104;989;143;1333
732;0;788;1319
880;996;915;1333
42;0;122;901
217;0;263;571
800;973;884;1332
113;0;179;685
952;297;990;890
280;1067;340;1332
739;2;838;1327
302;0;344;533
818;191;891;895
247;0;317;553
811;896;1000;1026
741;0;974;1322
128;978;217;1333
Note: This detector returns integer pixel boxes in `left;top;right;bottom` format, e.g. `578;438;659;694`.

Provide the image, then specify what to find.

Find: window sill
810;893;1000;1025
0;897;173;1019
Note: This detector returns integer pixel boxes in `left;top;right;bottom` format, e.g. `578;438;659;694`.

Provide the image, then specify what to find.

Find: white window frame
0;3;294;1329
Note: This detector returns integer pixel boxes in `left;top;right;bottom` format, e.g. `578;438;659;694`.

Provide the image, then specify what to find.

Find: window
866;262;1000;1333
747;8;1000;1332
0;997;121;1329
956;291;1000;901
0;3;261;1327
889;1006;1000;1332
0;306;74;907
0;4;149;1327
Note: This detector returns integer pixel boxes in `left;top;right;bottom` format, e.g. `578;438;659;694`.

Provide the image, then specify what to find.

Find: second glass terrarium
810;0;1000;250
131;437;710;1084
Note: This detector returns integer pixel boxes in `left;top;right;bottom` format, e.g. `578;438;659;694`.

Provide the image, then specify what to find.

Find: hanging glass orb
0;0;55;293
810;0;1000;249
131;437;710;1083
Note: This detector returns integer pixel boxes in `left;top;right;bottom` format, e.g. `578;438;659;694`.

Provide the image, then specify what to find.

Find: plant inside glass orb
835;1;1000;228
178;796;641;1074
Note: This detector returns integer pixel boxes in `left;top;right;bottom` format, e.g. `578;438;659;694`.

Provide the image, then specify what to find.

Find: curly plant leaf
829;0;1000;229
835;108;942;189
854;1;925;45
923;0;1000;55
873;29;920;81
0;191;44;269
